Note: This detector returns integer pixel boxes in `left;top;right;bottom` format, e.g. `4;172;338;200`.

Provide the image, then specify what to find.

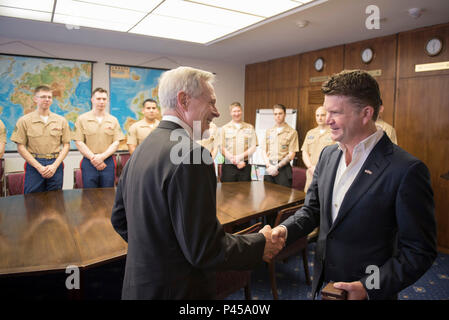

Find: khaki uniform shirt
73;111;125;154
127;119;160;146
302;126;335;192
263;122;299;163
0;119;6;144
198;122;218;153
11;111;71;155
376;119;397;145
220;121;258;160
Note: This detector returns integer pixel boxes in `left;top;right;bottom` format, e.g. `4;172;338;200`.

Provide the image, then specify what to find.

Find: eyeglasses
37;95;53;100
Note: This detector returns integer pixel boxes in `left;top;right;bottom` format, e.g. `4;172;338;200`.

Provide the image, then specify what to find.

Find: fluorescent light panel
0;6;51;22
186;0;307;18
131;14;233;44
0;0;323;44
79;0;163;13
0;0;54;22
0;0;54;12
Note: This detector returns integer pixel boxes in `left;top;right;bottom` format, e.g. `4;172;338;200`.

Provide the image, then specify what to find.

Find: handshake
258;225;287;262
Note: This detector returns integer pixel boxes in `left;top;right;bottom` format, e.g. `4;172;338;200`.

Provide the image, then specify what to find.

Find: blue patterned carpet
226;242;449;300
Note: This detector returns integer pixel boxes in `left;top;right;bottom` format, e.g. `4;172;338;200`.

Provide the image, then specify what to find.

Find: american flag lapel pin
364;169;373;175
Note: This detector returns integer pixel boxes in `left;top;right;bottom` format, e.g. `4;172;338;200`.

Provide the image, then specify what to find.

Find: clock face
314;57;324;72
361;48;374;64
425;38;443;56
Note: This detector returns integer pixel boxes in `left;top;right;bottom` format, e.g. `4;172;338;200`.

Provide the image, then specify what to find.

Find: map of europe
0;54;92;151
109;65;165;150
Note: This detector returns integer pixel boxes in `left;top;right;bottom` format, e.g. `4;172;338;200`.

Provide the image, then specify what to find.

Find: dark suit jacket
283;133;437;299
111;120;265;299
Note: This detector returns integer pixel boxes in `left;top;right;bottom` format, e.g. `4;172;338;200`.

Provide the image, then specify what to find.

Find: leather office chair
73;168;83;189
5;171;25;196
215;222;262;299
291;166;307;191
117;153;130;177
269;204;311;300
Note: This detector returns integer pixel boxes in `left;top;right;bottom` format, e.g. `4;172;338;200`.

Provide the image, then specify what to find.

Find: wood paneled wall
244;22;449;251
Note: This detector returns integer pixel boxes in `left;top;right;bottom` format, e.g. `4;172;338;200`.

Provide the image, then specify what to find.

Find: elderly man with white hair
111;66;284;300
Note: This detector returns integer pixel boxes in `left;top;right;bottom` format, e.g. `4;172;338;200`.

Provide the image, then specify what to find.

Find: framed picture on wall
0;53;94;152
107;63;168;151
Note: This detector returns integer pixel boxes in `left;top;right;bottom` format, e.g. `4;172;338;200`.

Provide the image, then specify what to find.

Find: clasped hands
90;154;107;171
230;155;246;169
259;225;287;262
38;163;58;178
265;164;279;176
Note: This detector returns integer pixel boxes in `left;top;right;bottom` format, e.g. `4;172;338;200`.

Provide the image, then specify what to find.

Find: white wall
0;36;245;189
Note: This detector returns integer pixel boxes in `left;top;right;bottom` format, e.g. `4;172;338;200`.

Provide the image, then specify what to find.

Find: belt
32;152;59;159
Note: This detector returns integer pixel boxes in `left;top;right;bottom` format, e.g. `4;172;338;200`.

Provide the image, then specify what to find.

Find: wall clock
361;47;374;64
425;37;443;57
314;57;324;72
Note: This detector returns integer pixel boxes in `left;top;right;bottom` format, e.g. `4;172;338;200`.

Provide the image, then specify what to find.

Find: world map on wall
109;65;166;150
0;54;92;151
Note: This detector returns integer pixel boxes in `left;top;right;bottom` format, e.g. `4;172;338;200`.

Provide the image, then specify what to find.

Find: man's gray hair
158;66;215;110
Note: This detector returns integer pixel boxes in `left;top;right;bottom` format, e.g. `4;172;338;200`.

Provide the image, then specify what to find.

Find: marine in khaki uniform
198;121;219;160
0;119;6;159
127;98;160;155
74;87;125;188
376;105;397;144
302;106;335;192
262;104;299;188
11;85;70;194
220;102;257;182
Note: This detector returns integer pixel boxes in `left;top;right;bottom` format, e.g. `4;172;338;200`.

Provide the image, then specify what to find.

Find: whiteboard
251;109;297;166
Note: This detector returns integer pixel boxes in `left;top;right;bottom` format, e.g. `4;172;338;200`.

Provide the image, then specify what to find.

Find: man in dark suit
272;70;437;300
111;66;283;299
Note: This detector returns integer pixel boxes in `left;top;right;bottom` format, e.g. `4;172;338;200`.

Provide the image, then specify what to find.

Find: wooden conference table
0;181;305;276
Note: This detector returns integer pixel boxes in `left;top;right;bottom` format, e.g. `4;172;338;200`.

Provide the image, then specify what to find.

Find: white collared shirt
162;115;193;138
331;129;384;222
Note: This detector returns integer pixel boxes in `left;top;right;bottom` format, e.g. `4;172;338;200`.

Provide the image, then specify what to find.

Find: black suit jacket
283;133;437;299
111;120;265;299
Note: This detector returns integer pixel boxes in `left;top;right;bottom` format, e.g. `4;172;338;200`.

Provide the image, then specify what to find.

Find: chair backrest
292;167;307;191
73;168;83;189
274;204;303;227
0;158;4;197
119;153;131;169
115;153;130;184
6;171;25;196
234;222;262;235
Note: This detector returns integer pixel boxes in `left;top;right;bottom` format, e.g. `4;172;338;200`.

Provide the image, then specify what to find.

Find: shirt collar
338;128;384;154
31;110;56;123
162;115;193;138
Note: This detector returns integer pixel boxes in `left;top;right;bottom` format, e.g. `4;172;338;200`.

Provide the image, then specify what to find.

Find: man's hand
90;154;104;167
271;226;287;244
266;165;279;176
41;163;57;178
307;165;316;176
94;162;107;171
333;281;367;300
236;161;246;169
259;225;285;262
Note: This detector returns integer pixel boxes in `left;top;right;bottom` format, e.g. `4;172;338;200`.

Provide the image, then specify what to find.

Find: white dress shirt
331;129;384;222
162;115;193;138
